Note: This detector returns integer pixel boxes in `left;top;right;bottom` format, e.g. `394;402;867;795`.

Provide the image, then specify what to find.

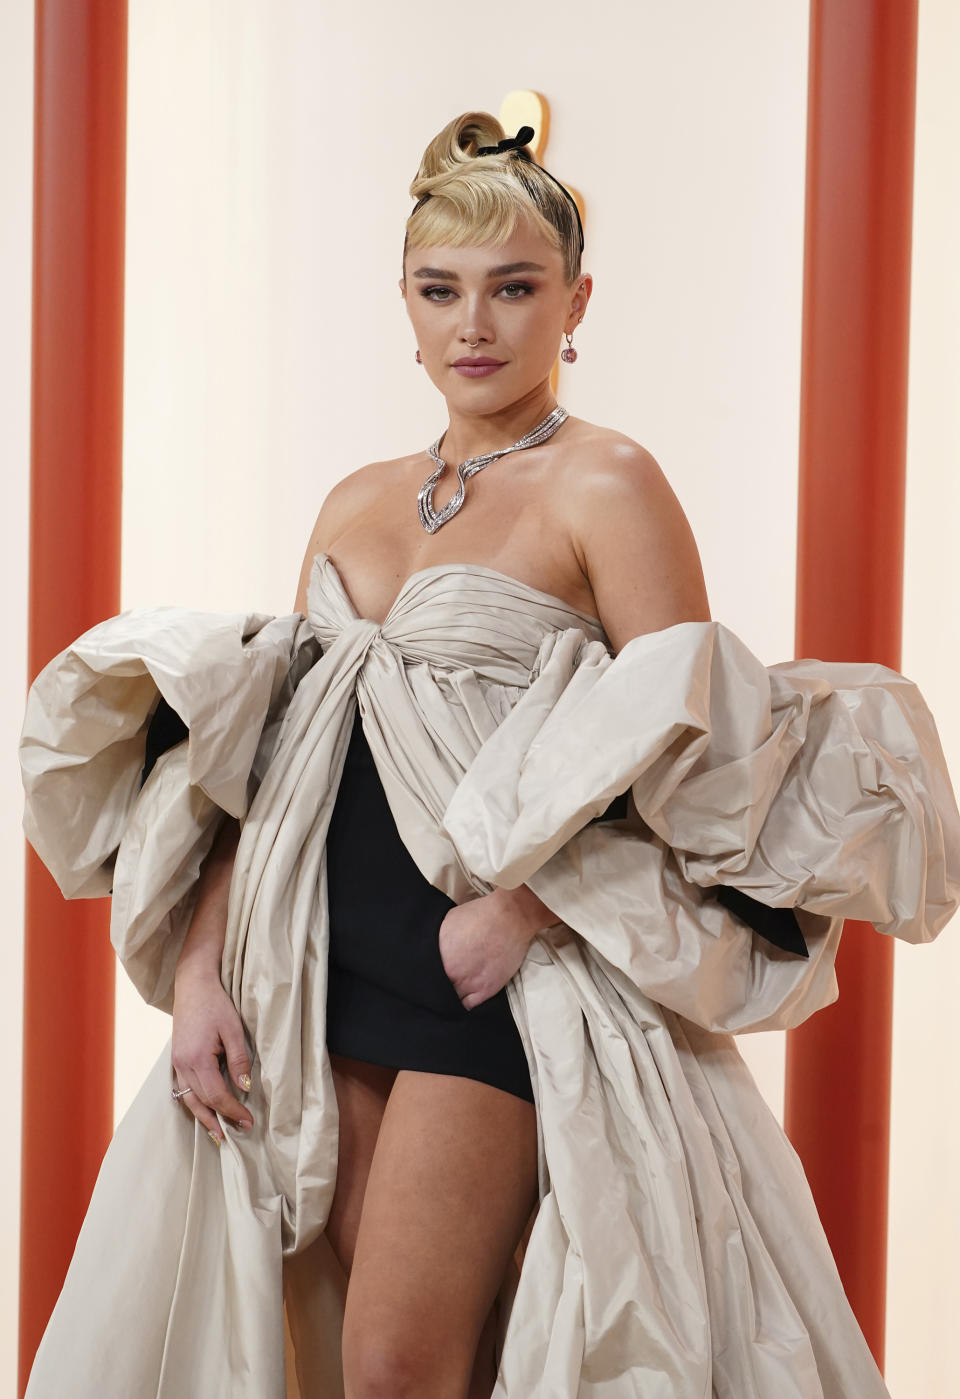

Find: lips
451;357;505;367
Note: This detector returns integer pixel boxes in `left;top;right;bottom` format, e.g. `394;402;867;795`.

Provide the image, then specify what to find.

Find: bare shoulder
557;420;712;653
555;421;686;549
558;421;671;502
292;459;395;613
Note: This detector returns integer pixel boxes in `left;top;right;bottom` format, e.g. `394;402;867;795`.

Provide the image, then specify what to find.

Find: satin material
18;553;960;1398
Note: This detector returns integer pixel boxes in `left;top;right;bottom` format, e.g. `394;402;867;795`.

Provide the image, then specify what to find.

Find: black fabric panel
325;705;535;1102
140;696;188;791
712;883;809;958
586;789;630;824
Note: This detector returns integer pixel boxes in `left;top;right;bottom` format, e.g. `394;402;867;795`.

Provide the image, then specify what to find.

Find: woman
20;112;960;1398
174;109;711;1397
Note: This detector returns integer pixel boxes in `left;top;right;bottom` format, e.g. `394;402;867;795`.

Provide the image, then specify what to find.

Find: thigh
342;1068;540;1392
325;1052;399;1278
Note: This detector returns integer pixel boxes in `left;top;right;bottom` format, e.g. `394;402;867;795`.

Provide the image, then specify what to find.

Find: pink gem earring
415;348;422;363
560;331;578;364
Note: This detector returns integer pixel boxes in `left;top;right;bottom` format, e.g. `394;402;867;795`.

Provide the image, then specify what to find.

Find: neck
437;385;559;463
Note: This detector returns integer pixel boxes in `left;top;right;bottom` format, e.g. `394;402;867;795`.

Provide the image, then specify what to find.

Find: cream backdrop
2;2;957;1395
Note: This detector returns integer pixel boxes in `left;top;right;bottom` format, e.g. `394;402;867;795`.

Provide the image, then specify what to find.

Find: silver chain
417;405;569;534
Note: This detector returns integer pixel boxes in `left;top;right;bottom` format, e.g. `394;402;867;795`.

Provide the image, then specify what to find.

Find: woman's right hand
171;966;254;1145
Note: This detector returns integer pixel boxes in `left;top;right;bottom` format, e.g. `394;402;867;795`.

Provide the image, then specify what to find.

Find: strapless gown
19;549;958;1399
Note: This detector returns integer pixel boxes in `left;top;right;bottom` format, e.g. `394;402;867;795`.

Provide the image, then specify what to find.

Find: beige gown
18;552;960;1398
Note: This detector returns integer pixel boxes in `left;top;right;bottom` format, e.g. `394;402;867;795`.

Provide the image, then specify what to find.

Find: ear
398;277;406;298
566;273;592;330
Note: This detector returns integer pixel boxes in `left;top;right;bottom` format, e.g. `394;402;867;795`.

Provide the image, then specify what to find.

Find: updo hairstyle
403;111;582;287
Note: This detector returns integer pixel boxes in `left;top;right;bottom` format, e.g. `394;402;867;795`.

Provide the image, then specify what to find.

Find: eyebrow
411;261;548;281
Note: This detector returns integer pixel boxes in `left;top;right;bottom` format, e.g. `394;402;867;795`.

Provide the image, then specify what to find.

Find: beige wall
3;1;957;1393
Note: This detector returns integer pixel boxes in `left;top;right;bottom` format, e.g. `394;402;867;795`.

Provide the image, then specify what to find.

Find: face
399;216;591;408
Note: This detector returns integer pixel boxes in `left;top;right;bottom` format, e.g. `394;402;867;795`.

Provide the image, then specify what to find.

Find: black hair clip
476;125;536;155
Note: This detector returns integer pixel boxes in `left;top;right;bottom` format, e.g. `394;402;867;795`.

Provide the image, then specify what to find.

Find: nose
458;293;494;345
460;326;491;347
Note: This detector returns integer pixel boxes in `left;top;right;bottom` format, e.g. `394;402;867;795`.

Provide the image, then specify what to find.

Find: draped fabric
18;553;960;1398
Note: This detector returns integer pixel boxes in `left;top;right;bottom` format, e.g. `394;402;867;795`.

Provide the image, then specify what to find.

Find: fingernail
238;1073;251;1091
207;1131;222;1147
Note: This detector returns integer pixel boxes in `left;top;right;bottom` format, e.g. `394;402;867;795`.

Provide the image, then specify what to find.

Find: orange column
19;3;127;1392
784;0;918;1368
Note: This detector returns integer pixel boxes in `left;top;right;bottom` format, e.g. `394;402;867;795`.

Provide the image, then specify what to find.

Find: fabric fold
441;620;960;942
439;620;960;1033
19;606;319;1013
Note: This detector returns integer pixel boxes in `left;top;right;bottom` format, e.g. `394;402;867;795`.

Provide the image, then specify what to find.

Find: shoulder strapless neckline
312;550;604;629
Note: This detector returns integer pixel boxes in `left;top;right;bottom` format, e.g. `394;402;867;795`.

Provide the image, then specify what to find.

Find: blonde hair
403;111;583;287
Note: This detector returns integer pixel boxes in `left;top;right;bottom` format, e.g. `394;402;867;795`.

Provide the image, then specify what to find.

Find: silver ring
171;1085;193;1101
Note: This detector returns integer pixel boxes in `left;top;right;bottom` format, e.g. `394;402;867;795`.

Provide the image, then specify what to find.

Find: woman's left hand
438;886;561;1010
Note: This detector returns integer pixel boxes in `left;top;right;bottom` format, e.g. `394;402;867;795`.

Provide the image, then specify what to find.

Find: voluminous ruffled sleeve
19;605;320;1011
440;621;960;1033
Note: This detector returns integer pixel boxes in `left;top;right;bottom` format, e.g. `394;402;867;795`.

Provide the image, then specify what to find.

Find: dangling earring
560;331;578;364
415;348;422;363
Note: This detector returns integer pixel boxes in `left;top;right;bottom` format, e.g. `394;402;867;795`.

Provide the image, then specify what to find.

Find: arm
494;439;712;940
569;438;712;654
173;815;241;981
170;815;256;1143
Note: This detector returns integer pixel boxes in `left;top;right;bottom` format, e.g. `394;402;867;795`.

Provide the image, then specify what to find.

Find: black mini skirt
323;706;536;1104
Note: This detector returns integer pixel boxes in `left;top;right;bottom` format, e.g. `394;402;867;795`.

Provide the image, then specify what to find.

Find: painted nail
238;1073;252;1091
207;1131;222;1147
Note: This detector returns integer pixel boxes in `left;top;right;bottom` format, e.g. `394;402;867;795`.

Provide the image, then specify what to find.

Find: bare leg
467;1300;500;1398
340;1068;539;1399
324;1053;399;1278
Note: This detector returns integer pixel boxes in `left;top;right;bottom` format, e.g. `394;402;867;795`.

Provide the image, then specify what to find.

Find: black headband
412;124;585;256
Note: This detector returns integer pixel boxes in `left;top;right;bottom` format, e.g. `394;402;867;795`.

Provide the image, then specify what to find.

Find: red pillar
19;4;127;1392
784;0;919;1368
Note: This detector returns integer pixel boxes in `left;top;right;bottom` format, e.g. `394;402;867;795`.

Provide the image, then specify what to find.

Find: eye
419;282;536;303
